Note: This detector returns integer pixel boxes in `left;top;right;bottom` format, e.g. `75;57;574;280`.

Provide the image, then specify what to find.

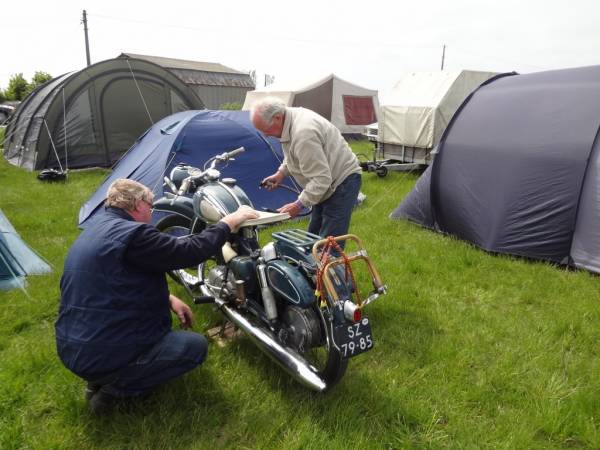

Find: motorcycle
153;147;387;391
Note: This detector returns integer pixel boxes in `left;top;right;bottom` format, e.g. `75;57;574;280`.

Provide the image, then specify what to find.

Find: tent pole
43;120;64;172
126;59;154;126
62;88;69;171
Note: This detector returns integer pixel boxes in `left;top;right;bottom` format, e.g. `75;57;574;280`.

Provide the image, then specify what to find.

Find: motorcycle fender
153;196;195;221
266;260;314;308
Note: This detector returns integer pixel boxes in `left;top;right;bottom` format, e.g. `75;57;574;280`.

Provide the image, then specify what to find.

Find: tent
0;210;51;291
79;110;299;226
3;57;204;171
375;70;497;164
391;65;600;274
242;74;379;136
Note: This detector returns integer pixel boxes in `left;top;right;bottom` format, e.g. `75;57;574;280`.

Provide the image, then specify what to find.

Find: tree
2;71;53;101
219;102;242;110
24;71;52;97
4;73;29;101
31;71;52;88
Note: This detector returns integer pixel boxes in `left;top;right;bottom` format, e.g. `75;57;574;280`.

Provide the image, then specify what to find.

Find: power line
88;13;440;50
87;12;552;72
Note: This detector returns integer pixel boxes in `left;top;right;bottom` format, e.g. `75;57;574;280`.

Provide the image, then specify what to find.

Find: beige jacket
278;108;362;206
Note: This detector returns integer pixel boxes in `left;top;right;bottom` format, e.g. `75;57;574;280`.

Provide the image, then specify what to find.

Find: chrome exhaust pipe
202;287;327;391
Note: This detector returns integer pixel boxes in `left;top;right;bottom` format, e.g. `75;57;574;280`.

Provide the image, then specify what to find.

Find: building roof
118;53;246;75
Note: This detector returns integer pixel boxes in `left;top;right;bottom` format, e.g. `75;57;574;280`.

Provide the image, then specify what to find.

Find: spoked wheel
281;304;348;390
155;214;204;296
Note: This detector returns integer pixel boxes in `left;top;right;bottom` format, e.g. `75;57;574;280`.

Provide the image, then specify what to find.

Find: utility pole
441;44;446;71
82;10;91;66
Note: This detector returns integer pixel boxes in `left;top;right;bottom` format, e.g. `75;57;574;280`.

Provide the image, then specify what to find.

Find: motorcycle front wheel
155;214;204;296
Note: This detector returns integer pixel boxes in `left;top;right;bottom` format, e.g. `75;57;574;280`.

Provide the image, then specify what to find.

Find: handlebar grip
194;296;215;304
177;178;190;196
227;146;245;158
164;176;177;194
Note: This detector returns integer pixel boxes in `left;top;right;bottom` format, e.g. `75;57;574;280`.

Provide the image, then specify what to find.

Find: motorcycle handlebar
177;178;191;196
226;146;245;159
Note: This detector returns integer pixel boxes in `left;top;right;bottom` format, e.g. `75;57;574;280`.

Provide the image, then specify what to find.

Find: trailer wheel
376;166;388;178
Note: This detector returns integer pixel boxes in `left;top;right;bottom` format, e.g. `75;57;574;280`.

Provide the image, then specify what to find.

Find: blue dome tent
0;210;51;291
79;110;298;226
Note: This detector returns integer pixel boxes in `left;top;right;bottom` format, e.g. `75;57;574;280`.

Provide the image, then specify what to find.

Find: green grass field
1;137;600;449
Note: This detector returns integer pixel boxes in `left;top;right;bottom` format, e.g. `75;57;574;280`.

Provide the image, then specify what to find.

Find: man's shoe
85;383;101;401
89;390;117;415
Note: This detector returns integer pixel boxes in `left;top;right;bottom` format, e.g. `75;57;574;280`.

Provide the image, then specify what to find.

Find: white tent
243;74;379;135
376;70;498;164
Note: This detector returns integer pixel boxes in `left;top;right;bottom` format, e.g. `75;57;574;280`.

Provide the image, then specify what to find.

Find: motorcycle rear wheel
286;304;348;390
155;214;203;295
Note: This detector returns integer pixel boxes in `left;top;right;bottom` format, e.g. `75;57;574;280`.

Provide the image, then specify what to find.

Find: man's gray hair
250;97;286;126
105;179;153;210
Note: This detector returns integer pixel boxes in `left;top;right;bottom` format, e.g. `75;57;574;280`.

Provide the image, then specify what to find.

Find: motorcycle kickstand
207;320;241;347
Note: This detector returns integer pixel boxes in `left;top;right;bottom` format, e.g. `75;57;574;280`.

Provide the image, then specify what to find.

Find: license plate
333;316;374;359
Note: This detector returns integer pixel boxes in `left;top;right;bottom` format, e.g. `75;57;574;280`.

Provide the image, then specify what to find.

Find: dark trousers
308;173;362;242
90;331;208;398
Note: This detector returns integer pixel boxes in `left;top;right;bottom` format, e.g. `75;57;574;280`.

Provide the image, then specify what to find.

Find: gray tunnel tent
3;57;204;170
392;65;600;274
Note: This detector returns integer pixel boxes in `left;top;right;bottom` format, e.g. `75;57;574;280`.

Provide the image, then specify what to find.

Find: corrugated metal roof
170;68;255;88
119;53;246;75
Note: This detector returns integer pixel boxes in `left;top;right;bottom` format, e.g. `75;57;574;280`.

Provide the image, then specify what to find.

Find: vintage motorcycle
153;147;387;391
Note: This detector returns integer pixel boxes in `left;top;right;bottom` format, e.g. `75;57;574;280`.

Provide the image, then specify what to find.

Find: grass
1;138;600;449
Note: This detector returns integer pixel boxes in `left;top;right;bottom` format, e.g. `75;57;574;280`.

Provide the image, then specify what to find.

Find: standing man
251;97;362;240
55;179;257;414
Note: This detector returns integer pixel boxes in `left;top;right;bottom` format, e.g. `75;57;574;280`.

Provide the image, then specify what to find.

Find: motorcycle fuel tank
266;259;314;308
193;180;253;223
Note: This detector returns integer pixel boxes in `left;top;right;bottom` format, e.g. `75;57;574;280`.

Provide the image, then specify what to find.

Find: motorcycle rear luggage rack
271;229;322;249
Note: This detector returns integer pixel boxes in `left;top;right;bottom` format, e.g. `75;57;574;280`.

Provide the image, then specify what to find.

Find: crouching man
55;179;258;414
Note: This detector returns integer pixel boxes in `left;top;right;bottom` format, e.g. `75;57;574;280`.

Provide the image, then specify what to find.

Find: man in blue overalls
56;179;257;414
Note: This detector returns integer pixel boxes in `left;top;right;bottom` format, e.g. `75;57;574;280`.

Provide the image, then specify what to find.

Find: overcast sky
3;0;599;102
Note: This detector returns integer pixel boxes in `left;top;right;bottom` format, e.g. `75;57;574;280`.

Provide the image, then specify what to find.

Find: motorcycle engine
280;306;322;354
207;265;236;298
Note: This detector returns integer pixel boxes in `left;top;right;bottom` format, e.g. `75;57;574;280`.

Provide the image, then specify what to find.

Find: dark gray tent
392;65;600;274
3;57;204;170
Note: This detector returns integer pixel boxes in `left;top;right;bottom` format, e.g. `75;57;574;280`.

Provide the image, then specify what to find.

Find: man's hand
170;294;194;329
260;170;285;191
220;205;260;233
278;200;303;218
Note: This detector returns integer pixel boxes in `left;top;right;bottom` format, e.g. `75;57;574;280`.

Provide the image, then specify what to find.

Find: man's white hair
250;97;286;126
105;179;153;210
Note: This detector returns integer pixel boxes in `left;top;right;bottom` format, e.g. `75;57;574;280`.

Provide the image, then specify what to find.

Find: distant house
119;53;255;109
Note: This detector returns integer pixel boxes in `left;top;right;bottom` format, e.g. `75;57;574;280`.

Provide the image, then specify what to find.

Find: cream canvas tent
242;74;379;135
375;70;498;164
